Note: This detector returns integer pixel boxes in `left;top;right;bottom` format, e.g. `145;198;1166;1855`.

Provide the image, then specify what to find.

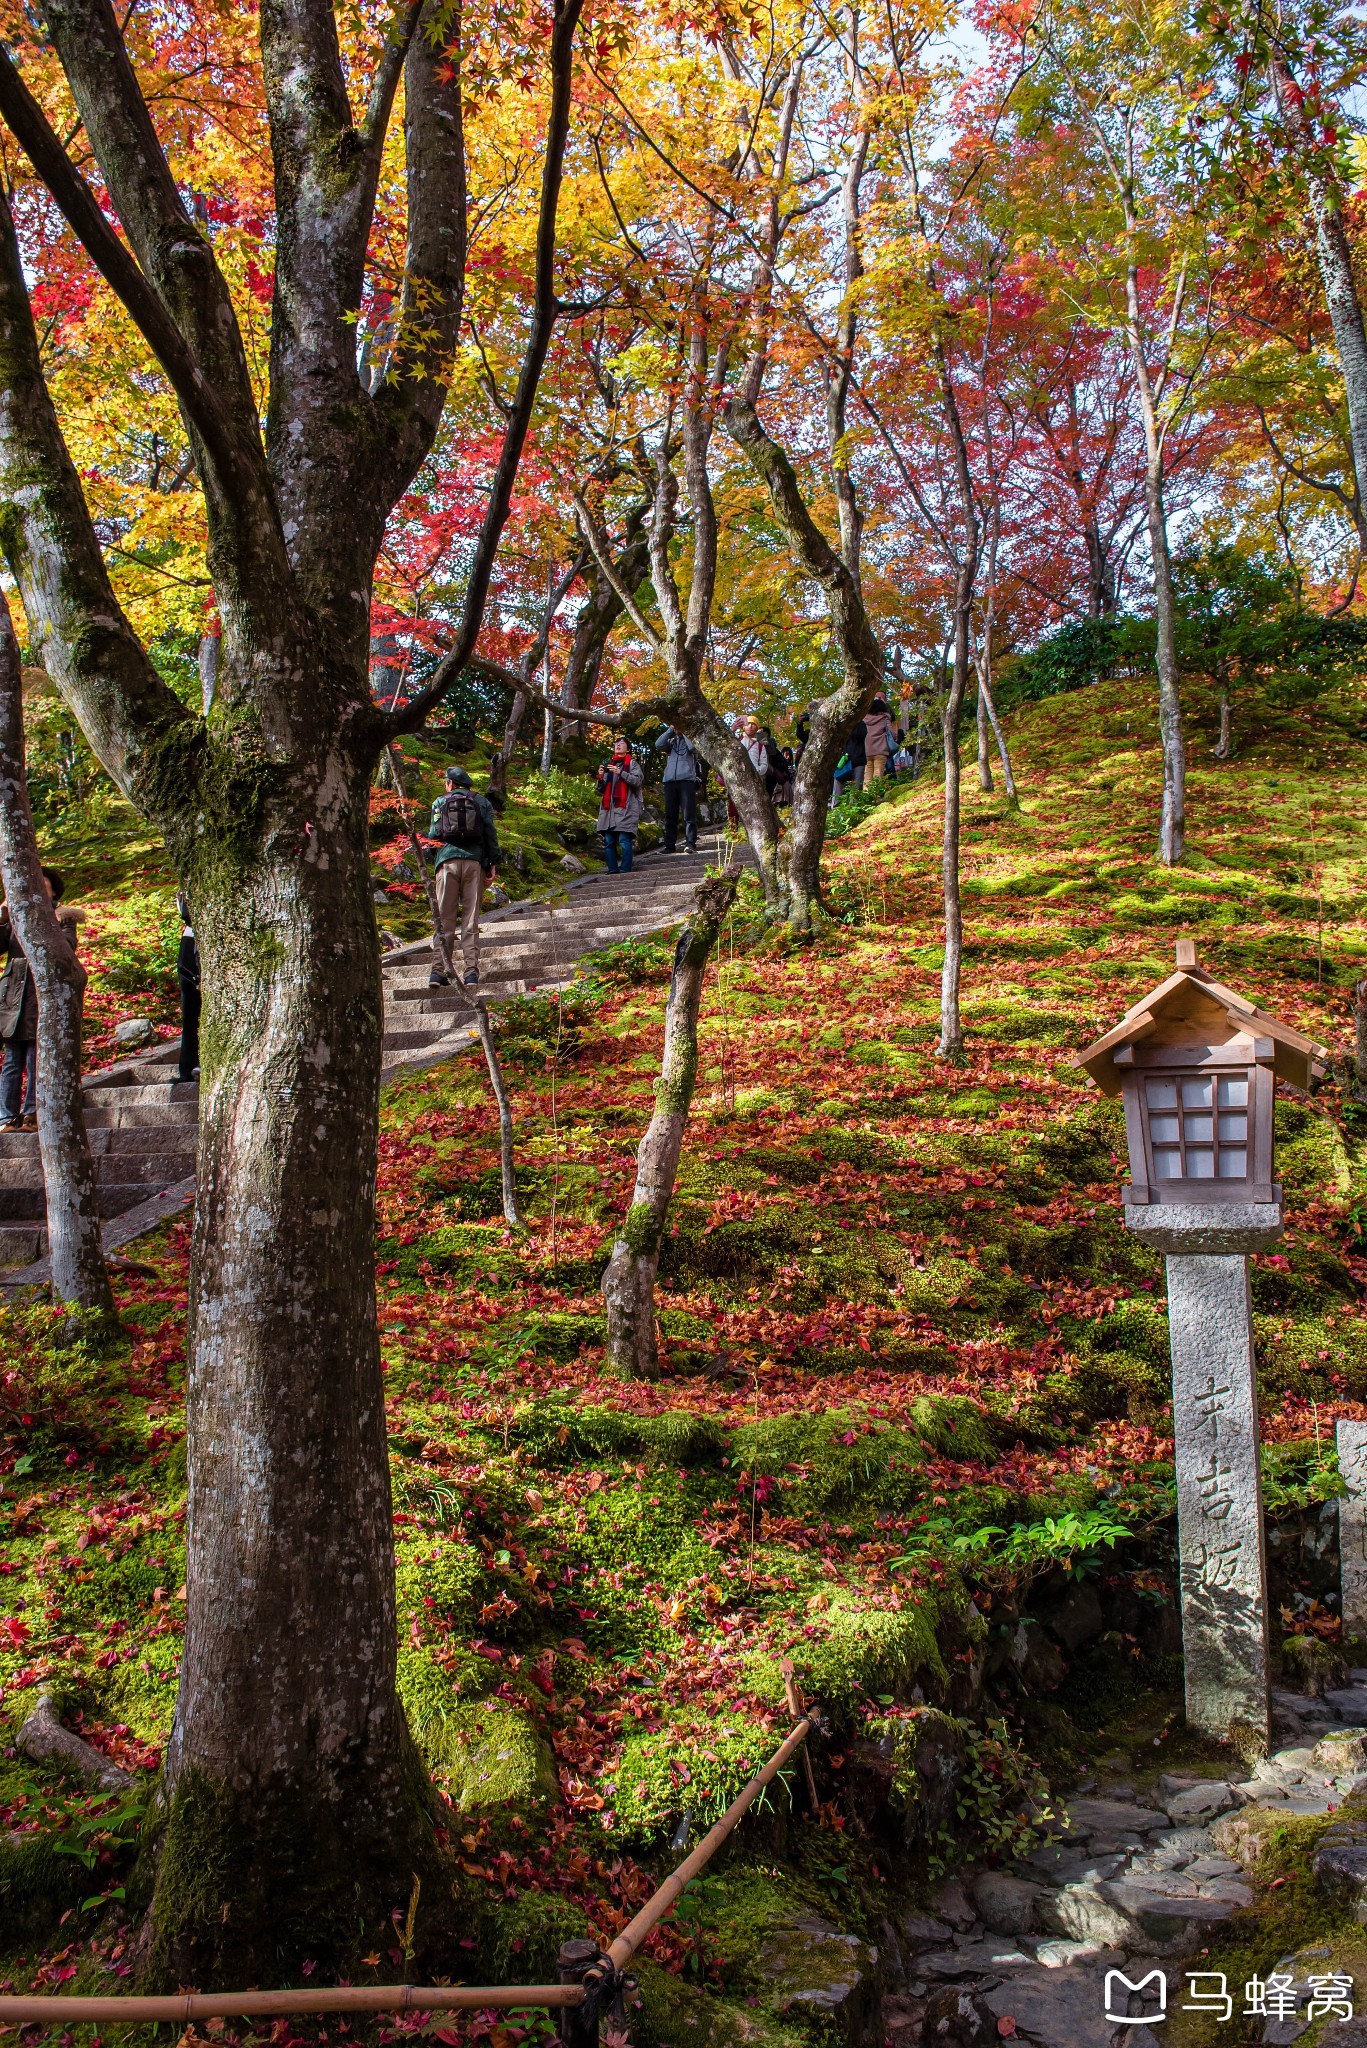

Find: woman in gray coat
595;738;645;873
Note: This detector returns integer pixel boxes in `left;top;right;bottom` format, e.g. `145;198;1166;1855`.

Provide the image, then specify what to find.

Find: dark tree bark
602;867;739;1377
1354;976;1367;1103
556;504;649;733
0;590;113;1316
0;0;582;1981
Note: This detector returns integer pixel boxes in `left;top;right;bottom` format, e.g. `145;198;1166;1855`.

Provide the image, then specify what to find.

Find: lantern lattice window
1144;1072;1249;1183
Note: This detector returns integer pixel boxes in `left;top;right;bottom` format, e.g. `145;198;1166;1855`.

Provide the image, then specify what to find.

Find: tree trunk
1215;674;1233;761
975;683;992;791
1354;976;1367;1102
1125;261;1186;865
0;592;113;1316
488;689;529;807
473;1000;520;1227
1271;58;1367;549
151;713;439;1980
938;608;971;1062
198;630;219;716
602;868;739;1377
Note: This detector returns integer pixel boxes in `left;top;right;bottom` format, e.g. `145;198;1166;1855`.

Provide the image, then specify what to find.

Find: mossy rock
800;1589;957;1716
609;1711;783;1845
429;1700;557;1812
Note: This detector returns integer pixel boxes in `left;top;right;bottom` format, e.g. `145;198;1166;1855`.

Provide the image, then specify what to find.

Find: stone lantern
1075;940;1325;1753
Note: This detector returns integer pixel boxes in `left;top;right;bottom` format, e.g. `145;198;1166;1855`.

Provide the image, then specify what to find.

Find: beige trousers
865;753;888;781
435;858;483;975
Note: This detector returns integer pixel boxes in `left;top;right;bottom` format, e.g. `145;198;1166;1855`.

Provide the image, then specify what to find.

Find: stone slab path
0;846;725;1285
876;1681;1367;2048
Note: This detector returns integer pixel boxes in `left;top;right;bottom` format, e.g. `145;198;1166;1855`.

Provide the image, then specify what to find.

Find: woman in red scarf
595;736;645;873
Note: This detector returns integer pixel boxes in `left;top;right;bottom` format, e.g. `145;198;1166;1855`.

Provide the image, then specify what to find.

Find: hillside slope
2;675;1365;2038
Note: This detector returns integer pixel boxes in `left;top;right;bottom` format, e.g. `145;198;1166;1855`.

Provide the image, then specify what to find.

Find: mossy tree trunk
603;868;739;1378
0;0;582;1981
0;589;113;1316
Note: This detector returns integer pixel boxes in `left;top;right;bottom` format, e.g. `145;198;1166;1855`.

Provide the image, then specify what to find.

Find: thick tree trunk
602;868;739;1377
1354;977;1367;1102
152;723;438;1980
0;592;113;1315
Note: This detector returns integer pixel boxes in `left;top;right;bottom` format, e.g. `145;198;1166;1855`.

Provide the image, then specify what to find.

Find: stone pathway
874;1680;1367;2048
0;846;724;1283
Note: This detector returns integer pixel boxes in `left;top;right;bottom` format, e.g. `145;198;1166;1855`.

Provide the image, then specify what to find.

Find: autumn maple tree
0;0;586;1981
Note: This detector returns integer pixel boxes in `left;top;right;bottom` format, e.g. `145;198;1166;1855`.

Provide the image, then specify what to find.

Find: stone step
0;1152;192;1191
0;1222;43;1264
0;1182;152;1221
83;1081;199;1108
84;1102;199;1129
0;1124;194;1160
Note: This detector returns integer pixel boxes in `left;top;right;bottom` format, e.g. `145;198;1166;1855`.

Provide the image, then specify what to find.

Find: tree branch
387;0;586;737
0;180;193;816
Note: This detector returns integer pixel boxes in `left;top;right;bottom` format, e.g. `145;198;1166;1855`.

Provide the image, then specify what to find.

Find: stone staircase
0;847;722;1279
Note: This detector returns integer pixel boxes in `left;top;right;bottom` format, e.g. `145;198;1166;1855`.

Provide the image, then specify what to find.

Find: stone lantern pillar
1075;940;1324;1754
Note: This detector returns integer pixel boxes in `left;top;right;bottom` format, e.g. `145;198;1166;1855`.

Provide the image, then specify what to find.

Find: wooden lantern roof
1073;940;1327;1098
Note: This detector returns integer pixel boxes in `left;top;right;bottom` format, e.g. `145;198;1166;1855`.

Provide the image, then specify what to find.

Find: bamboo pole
606;1718;811;1967
0;1719;811;2026
0;1983;580;2024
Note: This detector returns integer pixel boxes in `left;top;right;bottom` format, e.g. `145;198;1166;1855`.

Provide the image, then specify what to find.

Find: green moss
633;1957;804;2048
801;1589;956;1715
0;1823;88;1944
434;1701;557;1811
609;1710;781;1845
479;1885;590;1979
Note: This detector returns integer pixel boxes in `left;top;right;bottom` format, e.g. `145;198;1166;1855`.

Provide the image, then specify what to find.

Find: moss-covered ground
2;672;1366;2040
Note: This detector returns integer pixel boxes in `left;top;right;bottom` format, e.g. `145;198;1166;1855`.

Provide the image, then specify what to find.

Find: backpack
432;788;482;844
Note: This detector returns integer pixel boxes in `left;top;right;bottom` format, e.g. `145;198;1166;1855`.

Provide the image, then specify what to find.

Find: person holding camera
595;737;644;873
427;765;500;986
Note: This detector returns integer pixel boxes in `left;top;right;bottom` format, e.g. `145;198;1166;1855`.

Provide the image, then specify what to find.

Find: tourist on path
428;764;500;987
176;892;201;1081
863;697;896;782
595;737;644;873
657;724;700;854
0;866;76;1131
846;715;867;790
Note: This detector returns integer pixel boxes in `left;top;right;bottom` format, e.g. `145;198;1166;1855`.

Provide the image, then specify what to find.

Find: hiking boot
464;970;479;986
428;972;450;988
20;1113;37;1131
0;1117;21;1132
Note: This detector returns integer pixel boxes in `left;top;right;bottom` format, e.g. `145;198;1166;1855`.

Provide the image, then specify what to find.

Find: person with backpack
427;765;500;987
656;724;700;854
595;737;644;872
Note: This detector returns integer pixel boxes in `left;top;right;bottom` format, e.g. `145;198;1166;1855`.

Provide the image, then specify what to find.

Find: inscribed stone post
1337;1420;1367;1644
1167;1253;1271;1750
